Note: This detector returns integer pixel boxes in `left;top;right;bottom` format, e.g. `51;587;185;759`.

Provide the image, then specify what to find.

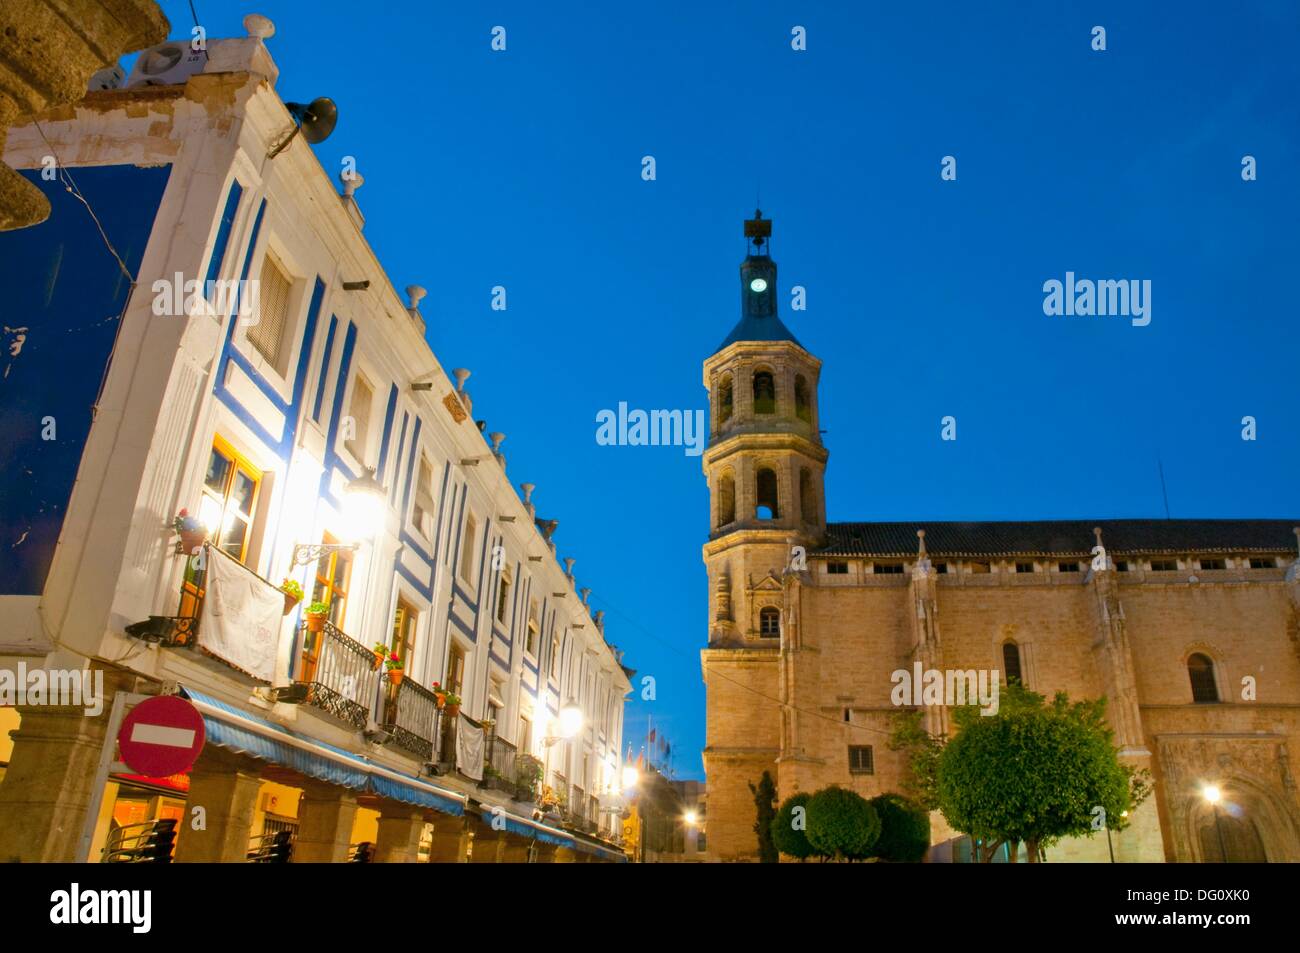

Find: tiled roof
816;519;1300;558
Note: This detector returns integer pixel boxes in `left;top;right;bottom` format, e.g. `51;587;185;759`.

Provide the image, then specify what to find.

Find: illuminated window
311;533;352;629
182;437;261;615
391;597;418;667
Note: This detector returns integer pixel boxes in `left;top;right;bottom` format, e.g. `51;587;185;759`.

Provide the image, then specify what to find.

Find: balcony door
299;535;352;683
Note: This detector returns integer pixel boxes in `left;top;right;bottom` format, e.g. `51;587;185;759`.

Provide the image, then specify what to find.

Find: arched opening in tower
755;467;779;520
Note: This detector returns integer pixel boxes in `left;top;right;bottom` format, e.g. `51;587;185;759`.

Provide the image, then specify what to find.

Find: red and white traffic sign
117;695;206;778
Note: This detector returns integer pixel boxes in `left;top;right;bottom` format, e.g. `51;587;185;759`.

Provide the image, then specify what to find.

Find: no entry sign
117;695;206;778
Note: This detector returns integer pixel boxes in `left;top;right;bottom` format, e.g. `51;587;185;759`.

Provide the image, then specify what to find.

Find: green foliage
805;786;880;860
888;710;943;810
772;792;817;861
937;682;1152;859
870;793;931;862
305;601;330;616
748;771;779;863
280;579;304;600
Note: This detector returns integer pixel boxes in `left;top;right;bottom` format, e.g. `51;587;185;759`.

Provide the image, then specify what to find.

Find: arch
716;470;736;528
759;606;780;638
795;374;811;423
752;367;776;415
799;468;817;524
717;373;734;425
755;467;779;520
1002;641;1023;684
1178;774;1300;863
1187;652;1219;703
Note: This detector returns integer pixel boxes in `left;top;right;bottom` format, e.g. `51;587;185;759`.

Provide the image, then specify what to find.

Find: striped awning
181;687;465;816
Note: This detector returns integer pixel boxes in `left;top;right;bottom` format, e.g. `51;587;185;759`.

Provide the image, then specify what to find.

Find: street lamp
290;468;387;566
684;810;698;827
622;765;640;790
1202;785;1229;863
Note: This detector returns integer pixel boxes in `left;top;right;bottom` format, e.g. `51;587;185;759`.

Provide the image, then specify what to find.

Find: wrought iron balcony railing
482;736;517;794
382;677;441;760
287;620;381;730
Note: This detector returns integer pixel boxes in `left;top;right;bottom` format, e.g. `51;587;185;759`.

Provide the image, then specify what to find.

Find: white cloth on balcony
456;714;485;781
198;547;281;682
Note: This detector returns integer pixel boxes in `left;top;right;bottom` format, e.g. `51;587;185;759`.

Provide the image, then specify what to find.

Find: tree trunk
1025;838;1040;863
979;839;1004;863
1007;840;1019;863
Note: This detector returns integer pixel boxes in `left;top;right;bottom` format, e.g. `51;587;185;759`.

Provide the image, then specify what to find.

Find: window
1057;561;1079;573
1198;558;1225;571
752;369;775;414
759;606;780;637
459;512;477;585
717;471;735;527
794;374;811;422
717;374;733;424
755;467;779;520
497;568;512;624
1115;560;1131;572
1188;653;1218;703
848;746;874;775
526;600;539;656
182;437;262;615
1002;641;1022;684
549;632;560;679
246;252;293;374
873;562;903;574
1249;558;1274;569
1150;559;1178;572
196;438;260;561
344;373;373;464
799;468;816;523
310;533;353;629
1015;562;1035;574
968;561;990;574
412;455;435;538
827;561;849;575
391;597;418;667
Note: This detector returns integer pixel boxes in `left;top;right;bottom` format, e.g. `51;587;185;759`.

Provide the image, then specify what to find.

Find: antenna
1157;456;1171;519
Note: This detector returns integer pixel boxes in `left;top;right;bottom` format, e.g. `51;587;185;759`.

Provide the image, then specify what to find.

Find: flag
659;735;667;753
648;728;656;744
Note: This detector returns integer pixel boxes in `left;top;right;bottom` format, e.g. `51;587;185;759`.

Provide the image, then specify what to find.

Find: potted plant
304;601;330;633
280;579;304;616
443;690;461;718
371;643;387;672
385;653;404;686
431;681;446;709
172;509;207;555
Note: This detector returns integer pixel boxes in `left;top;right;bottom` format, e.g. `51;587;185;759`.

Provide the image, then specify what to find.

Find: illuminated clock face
750;277;768;293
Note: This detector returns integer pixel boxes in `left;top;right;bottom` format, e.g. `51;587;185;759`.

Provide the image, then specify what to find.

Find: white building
0;16;630;863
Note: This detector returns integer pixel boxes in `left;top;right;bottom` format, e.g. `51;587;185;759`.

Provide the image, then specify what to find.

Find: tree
888;709;943;811
772;791;817;861
871;793;931;863
936;682;1152;862
748;771;778;863
805;786;880;861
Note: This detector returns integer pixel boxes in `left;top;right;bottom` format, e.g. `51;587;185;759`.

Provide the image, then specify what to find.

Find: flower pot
179;528;207;554
372;652;384;672
282;592;302;616
434;693;446;709
445;703;460;718
305;613;326;634
387;669;404;687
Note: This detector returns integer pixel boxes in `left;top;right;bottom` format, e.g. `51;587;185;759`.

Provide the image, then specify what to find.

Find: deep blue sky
145;1;1300;779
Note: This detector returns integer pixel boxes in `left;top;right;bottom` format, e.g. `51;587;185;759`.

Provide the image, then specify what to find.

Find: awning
181;687;465;816
473;804;628;861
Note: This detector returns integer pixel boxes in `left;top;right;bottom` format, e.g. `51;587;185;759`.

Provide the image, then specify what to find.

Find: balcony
382;677;441;761
283;620;382;731
481;735;518;795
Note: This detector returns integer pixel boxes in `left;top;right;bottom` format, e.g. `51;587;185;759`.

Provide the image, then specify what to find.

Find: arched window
1188;653;1218;703
759;606;780;637
753;368;776;415
717;471;736;527
755;467;779;520
1002;641;1022;685
795;374;811;423
717;373;733;424
799;468;816;523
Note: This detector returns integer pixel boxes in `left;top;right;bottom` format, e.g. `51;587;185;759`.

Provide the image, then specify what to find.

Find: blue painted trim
401;416;423;518
489;651;509;672
447;609;476;642
317;322;358;503
376;384;398;481
204;179;243;291
312;315;337;422
395;559;433;601
389;412;409;505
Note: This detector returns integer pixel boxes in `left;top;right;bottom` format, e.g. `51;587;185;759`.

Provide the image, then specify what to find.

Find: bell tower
702;211;827;646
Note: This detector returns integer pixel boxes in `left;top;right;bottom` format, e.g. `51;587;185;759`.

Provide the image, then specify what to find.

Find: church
700;213;1300;862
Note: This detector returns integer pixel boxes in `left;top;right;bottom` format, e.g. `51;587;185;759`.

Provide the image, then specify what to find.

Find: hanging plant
304;601;330;633
281;579;304;616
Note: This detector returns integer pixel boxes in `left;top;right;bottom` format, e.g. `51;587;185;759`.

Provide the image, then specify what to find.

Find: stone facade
700;218;1300;863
